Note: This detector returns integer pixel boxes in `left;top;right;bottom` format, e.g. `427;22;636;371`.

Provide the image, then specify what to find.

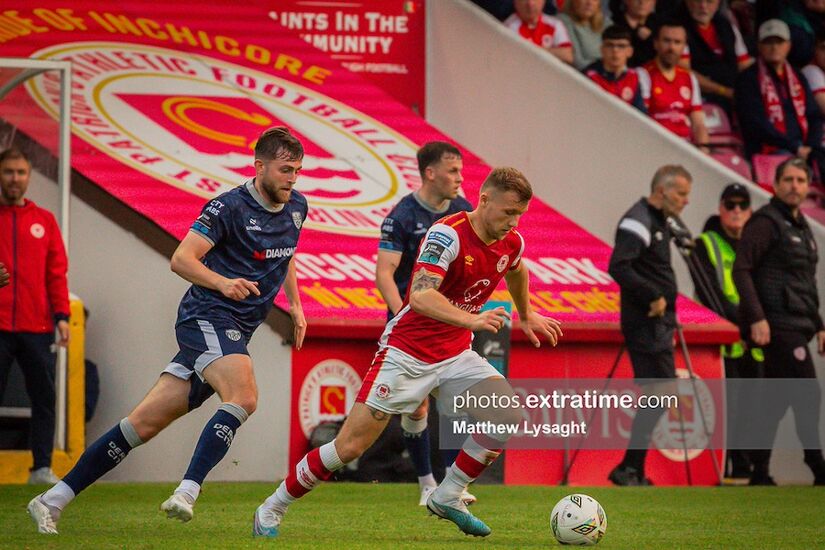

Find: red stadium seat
751;153;793;193
710;151;751;180
702;103;743;150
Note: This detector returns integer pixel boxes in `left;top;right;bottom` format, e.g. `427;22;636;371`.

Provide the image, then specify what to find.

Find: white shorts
356;346;503;415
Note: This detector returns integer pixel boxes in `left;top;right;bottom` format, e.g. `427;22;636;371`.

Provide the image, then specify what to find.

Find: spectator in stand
585;25;648;111
735;19;824;173
801;28;825;116
504;0;575;64
676;0;754;115
560;0;613;69
471;0;557;21
778;0;825;68
639;21;710;148
610;0;659;67
691;183;764;482
0;148;70;486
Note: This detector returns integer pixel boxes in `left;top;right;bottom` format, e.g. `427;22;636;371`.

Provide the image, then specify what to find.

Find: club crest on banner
26;42;422;237
652;368;716;462
298;359;362;438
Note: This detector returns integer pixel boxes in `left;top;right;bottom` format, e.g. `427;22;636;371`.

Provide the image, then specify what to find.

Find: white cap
758;19;790;42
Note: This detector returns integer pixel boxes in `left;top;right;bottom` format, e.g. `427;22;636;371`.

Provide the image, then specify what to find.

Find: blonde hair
480;167;533;202
565;0;606;32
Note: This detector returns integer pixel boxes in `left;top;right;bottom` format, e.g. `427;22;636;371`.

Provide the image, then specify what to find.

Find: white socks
42;481;75;511
174;479;200;504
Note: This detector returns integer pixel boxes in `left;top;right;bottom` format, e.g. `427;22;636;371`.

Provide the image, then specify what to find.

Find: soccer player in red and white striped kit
253;167;563;538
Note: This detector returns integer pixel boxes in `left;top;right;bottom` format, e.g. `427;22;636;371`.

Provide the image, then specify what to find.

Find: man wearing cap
691;183;763;482
733;157;825;486
735;19;824;174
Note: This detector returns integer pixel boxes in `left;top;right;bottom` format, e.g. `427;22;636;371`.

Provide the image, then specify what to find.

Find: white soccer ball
550;494;607;546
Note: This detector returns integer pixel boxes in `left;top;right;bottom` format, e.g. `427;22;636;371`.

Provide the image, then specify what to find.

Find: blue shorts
162;319;251;410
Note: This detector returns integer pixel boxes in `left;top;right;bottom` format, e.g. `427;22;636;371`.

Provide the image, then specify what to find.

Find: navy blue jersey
176;180;307;335
378;192;473;299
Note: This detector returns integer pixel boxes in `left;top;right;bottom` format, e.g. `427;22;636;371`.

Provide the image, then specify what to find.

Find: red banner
0;1;733;333
505;342;724;486
271;1;425;114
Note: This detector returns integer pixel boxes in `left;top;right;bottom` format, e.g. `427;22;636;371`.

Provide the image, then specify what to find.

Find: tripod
561;217;724;486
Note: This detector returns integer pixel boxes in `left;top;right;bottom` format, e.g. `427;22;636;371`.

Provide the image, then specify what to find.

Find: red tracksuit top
0;199;69;333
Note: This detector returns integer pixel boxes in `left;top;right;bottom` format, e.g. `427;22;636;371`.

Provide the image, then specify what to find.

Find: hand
290;305;307;350
797;145;811;160
56;320;70;347
637;26;652;40
817;330;825;356
521;312;563;348
0;263;8;288
648;297;666;317
218;278;260;301
468;307;511;334
750;319;770;347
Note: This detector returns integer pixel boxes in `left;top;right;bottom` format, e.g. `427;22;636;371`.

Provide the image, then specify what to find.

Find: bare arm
548;46;574;65
504;262;562;347
690;110;710;149
814;91;825;117
283;257;306;349
170;231;260;300
407;268;509;333
375;249;403;315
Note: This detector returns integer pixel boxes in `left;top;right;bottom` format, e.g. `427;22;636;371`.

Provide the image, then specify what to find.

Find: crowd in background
473;0;825;203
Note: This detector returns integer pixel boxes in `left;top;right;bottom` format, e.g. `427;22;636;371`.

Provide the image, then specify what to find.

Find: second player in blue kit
27;127;308;535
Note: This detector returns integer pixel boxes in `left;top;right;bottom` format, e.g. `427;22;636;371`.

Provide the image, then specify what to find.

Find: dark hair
417;141;462;178
654;19;686;39
480;167;533;203
0;147;30;166
774;157;811;184
254;126;303;161
815;27;825;46
650;164;692;192
602;24;633;42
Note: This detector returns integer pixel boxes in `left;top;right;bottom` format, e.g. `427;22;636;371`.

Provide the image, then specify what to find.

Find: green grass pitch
2;482;823;548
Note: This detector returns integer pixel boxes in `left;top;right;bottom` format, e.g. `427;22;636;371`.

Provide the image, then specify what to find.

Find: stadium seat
710;151;751;180
751;153;793;193
702;103;743;150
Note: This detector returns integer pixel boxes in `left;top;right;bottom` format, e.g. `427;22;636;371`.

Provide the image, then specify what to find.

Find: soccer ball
550;494;607;546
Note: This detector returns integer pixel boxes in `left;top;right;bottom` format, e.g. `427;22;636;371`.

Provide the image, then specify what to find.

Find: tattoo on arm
410;269;443;294
369;407;389;421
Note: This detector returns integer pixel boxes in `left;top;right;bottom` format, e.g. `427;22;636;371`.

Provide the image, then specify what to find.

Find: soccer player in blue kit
27;126;308;534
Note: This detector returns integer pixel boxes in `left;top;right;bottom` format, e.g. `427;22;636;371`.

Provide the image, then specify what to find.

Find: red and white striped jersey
380;211;525;364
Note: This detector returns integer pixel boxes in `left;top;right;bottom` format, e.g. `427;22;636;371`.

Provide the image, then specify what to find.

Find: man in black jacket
692;183;763;481
607;165;692;486
677;0;753;114
733;157;825;485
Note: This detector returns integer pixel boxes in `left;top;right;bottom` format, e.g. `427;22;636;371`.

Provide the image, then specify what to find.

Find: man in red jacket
0;148;70;485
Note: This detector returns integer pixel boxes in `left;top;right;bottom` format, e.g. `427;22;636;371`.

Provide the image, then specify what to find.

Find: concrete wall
426;0;825;484
27;173;291;482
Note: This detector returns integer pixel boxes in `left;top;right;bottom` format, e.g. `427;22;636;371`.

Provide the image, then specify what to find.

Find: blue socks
63;418;143;495
441;448;460;468
183;403;248;485
401;414;433;478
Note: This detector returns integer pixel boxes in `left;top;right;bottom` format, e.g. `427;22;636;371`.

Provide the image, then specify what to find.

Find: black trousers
0;331;56;470
724;352;764;475
750;330;824;475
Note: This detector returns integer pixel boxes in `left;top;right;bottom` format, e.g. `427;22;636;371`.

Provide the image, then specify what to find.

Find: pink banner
0;2;728;333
